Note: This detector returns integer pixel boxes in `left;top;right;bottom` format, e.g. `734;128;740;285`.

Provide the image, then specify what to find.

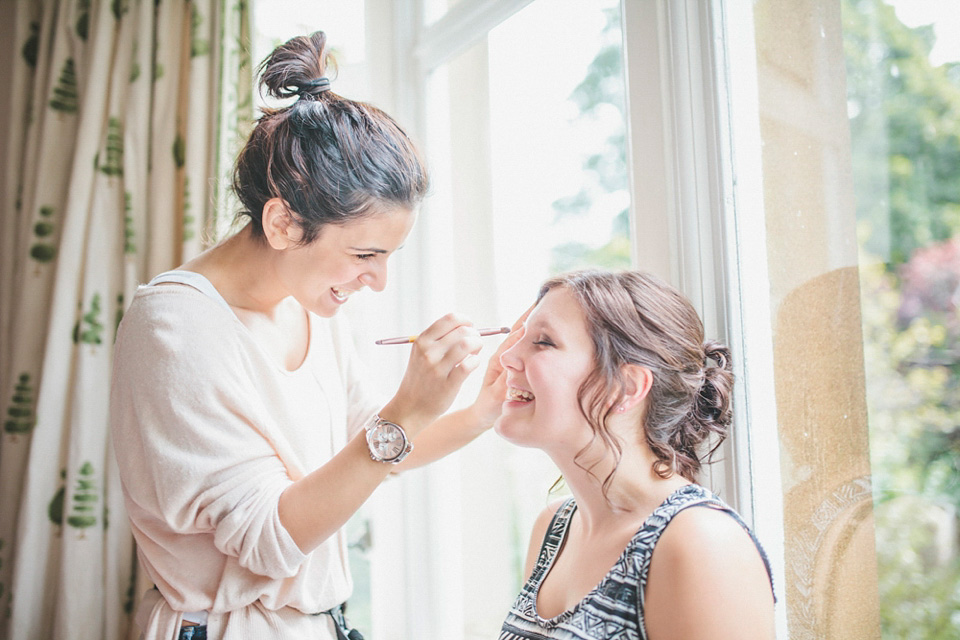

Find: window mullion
414;0;534;73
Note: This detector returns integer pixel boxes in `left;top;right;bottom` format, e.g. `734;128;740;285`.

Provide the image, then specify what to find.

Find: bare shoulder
662;503;760;552
644;504;775;640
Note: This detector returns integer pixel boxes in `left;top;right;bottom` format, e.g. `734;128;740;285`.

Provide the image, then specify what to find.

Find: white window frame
362;1;788;638
622;1;787;636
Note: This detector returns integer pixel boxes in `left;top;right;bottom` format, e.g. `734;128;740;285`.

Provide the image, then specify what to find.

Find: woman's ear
261;198;302;250
615;364;653;413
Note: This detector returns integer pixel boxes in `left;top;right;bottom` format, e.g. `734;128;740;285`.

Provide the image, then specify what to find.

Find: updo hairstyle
233;31;429;243
538;270;734;487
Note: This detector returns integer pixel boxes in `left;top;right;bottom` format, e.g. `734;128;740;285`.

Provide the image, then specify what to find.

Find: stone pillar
753;1;882;637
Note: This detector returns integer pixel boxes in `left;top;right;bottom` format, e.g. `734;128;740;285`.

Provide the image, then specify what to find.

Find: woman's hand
470;305;532;427
382;313;483;432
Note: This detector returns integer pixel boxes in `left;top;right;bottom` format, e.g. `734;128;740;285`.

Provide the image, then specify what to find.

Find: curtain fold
0;2;252;638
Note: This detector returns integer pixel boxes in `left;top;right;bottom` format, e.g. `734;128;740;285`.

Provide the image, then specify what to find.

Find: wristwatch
365;414;413;464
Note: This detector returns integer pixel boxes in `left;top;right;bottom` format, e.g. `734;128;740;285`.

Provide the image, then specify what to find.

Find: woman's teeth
507;387;535;402
332;287;354;301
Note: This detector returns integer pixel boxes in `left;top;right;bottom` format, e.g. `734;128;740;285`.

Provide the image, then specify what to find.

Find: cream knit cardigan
110;272;380;639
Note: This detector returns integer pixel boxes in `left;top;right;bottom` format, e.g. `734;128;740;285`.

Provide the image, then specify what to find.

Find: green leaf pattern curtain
0;1;252;638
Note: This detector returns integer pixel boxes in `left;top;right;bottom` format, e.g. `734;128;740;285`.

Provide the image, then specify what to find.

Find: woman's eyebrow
349;244;405;253
525;317;555;332
349;246;388;253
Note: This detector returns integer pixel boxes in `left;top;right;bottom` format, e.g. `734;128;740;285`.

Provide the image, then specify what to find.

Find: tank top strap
528;497;577;586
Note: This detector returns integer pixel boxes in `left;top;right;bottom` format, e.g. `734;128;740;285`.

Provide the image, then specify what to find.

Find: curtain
0;1;252;638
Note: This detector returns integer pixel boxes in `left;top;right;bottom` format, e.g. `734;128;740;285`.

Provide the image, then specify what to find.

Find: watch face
368;422;406;461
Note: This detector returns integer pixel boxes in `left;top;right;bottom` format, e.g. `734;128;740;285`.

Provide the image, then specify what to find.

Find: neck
549;443;690;535
184;225;288;313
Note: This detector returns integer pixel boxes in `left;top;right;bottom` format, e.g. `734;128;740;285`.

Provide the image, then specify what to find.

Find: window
717;0;959;636
250;0;960;638
370;1;629;637
845;0;960;636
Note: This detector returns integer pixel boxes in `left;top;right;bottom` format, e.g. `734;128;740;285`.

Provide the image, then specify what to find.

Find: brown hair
538;270;733;490
232;32;428;243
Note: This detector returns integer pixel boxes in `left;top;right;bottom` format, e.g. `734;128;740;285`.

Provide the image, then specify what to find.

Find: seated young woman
496;269;776;640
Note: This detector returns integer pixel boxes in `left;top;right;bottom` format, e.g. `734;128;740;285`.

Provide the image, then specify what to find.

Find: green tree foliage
112;0;129;21
124;563;136;614
183;176;195;241
73;293;104;346
99;117;124;177
75;0;90;41
124;191;136;254
49;58;79;114
173;133;185;169
130;40;141;83
21;21;39;68
4;373;36;436
66;462;98;536
115;293;125;341
550;7;630;273
191;2;210;57
845;0;960;266
30;205;57;264
859;257;960;637
48;469;66;530
844;0;960;636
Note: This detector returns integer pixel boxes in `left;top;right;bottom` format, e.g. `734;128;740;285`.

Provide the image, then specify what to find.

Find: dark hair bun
232;31;428;244
694;341;733;429
258;31;335;100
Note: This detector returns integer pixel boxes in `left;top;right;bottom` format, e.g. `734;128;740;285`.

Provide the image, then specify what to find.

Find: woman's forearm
278;399;434;553
277;432;393;553
393;405;491;470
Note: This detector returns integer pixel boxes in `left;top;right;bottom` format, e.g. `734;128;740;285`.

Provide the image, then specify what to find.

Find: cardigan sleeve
110;286;308;580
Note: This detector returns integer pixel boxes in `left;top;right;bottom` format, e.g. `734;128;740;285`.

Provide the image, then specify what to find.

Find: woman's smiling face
274;206;415;318
495;286;597;453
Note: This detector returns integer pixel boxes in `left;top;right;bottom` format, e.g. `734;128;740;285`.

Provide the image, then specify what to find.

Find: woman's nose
499;335;524;371
358;262;387;292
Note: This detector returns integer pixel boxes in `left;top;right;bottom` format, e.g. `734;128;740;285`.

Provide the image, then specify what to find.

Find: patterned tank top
499;484;774;640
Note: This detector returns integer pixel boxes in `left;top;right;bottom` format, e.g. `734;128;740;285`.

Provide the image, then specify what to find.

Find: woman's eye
533;339;555;348
355;253;375;261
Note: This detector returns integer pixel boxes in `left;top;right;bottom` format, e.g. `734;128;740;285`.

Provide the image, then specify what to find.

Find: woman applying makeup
110;32;513;640
497;270;775;640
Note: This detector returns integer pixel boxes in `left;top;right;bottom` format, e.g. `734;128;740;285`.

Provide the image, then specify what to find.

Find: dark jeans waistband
178;624;206;640
177;603;362;640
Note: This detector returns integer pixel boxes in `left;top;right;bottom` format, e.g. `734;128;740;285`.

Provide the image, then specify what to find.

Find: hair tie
298;77;331;97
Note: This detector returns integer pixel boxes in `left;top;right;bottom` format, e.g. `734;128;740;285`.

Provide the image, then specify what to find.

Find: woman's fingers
452;353;483;379
392;314;486;422
415;312;474;345
436;328;483;373
480;305;531;386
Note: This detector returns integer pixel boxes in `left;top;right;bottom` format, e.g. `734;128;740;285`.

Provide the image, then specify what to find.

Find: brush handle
375;326;510;345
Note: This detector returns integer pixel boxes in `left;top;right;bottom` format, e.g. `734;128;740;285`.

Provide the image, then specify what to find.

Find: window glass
844;0;960;635
252;2;367;107
421;0;626;636
756;0;960;635
487;1;630;305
